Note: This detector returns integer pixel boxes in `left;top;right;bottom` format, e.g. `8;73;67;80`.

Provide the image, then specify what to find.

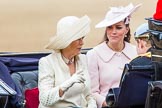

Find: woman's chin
77;51;81;55
110;40;120;44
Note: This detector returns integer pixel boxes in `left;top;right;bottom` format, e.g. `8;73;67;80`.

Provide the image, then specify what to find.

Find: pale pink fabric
86;41;137;108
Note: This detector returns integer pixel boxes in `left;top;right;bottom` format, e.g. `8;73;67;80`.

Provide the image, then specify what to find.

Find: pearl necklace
62;55;74;65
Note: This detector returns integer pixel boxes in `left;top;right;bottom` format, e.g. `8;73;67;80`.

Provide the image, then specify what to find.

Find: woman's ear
125;26;129;34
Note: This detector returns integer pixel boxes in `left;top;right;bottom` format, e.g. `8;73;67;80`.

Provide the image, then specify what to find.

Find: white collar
94;41;137;62
62;55;74;65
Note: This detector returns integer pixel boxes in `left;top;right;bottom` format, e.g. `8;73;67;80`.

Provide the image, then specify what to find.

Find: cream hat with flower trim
45;15;91;50
95;3;142;28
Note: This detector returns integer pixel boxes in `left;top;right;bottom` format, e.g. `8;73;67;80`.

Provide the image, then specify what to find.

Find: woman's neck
61;49;74;60
61;50;75;65
107;41;125;52
61;50;76;75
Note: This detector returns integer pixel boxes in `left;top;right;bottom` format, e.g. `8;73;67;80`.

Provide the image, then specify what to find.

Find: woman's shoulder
125;42;136;49
87;42;106;55
78;54;87;66
124;42;138;59
39;53;53;61
39;51;59;63
78;54;86;60
39;54;51;66
39;52;60;67
94;42;106;50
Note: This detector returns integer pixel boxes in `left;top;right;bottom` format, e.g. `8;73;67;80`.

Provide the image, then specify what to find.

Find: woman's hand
63;82;85;98
60;69;85;92
59;88;64;97
102;101;108;107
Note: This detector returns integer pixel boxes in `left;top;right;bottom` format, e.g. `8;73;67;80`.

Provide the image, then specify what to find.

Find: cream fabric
45;15;91;50
95;3;141;28
38;51;96;108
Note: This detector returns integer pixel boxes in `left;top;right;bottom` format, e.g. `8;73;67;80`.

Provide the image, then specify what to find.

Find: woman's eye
107;26;112;29
116;27;122;29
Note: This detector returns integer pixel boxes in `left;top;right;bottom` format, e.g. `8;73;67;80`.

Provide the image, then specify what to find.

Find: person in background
86;3;141;108
130;23;152;65
38;15;97;108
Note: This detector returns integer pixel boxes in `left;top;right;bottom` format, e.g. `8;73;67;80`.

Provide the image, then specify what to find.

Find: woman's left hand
63;82;85;98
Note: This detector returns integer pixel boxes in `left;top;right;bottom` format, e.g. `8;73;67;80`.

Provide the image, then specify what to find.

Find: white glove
60;69;85;92
63;82;85;99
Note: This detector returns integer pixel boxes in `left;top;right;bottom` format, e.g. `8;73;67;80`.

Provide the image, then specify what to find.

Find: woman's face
106;21;129;44
65;37;84;56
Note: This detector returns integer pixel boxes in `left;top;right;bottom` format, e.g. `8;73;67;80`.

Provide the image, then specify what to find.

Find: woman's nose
112;28;117;33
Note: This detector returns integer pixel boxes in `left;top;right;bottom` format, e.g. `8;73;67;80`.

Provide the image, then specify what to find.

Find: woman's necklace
107;42;125;52
62;55;74;65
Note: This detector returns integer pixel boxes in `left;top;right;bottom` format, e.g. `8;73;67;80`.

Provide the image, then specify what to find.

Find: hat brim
45;15;90;50
95;3;142;28
134;34;149;39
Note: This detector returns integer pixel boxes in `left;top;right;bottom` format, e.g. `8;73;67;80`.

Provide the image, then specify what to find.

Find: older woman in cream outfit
38;15;97;108
87;3;141;108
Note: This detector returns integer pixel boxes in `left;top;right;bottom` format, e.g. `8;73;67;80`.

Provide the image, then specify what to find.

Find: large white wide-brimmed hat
95;3;142;28
45;15;91;50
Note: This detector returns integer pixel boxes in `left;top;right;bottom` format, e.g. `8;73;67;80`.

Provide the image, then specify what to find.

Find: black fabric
147;17;162;32
146;18;162;49
118;69;154;107
0;96;10;108
151;48;162;63
106;54;155;108
151;48;162;80
106;88;120;107
130;56;152;66
145;81;162;108
118;55;154;107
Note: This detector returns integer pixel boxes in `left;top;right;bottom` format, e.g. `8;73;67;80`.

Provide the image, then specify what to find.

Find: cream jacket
86;41;138;108
38;51;97;108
